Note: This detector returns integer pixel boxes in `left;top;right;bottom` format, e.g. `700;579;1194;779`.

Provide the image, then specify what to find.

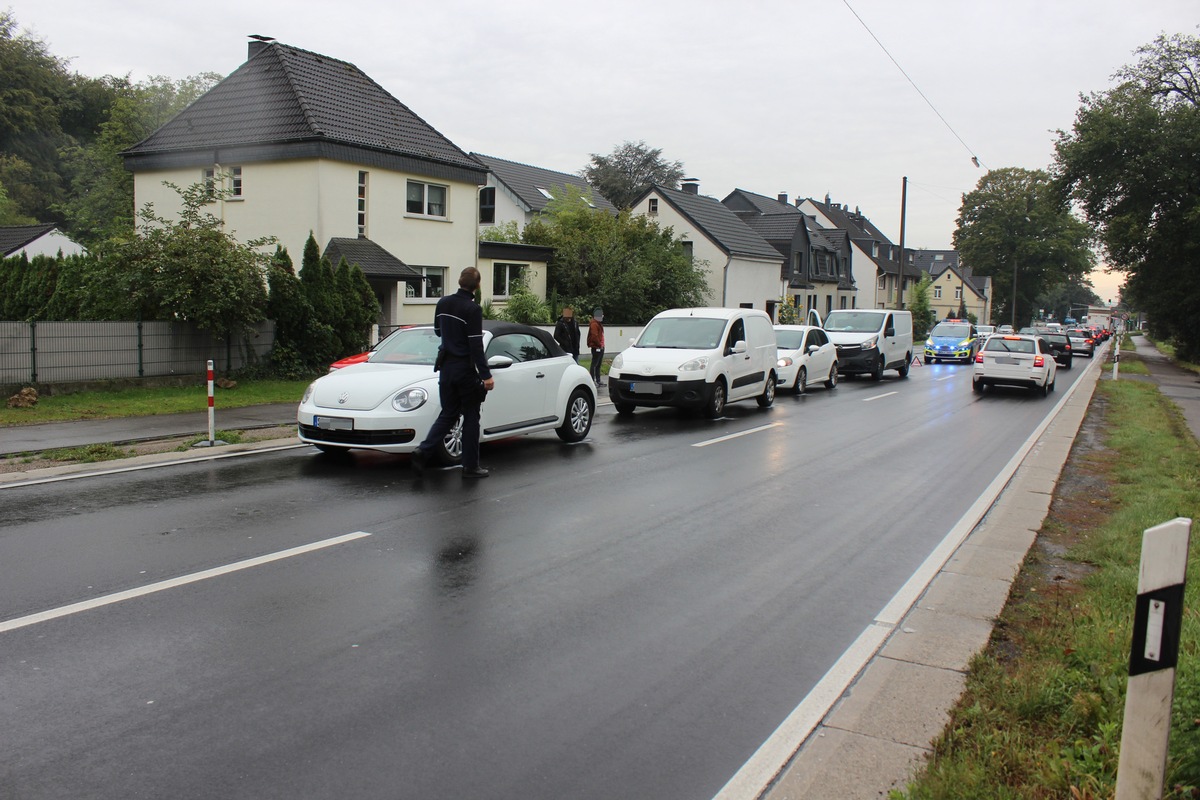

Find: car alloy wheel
758;372;776;407
795;366;807;394
556;388;594;442
824;363;838;389
705;379;727;418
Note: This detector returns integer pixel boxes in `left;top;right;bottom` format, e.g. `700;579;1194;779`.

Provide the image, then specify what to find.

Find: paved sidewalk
0;403;297;457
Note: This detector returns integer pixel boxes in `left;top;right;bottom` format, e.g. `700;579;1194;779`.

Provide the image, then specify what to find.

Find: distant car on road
774;324;838;393
973;334;1057;397
996;324;1015;335
924;320;978;364
1065;328;1095;357
1020;327;1073;369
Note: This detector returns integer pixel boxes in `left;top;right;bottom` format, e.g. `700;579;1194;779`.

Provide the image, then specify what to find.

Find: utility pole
897;176;907;309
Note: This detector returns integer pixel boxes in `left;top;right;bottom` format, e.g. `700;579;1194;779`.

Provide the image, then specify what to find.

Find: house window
407;181;447;217
872;242;880;258
493;263;527;297
479;187;495;224
682;241;693;261
536;187;554;200
648;198;659;215
934;286;943;299
876;274;886;291
203;166;242;199
357;171;369;237
935;253;945;261
406;267;446;299
955;286;963;300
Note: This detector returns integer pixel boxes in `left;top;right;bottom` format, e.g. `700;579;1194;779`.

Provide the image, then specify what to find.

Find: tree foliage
523;187;709;323
908;272;937;341
952;167;1094;327
1054;32;1200;358
582;140;685;209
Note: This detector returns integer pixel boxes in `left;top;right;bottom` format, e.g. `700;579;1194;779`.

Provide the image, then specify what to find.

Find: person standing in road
553;306;581;362
410;267;495;479
587;307;605;386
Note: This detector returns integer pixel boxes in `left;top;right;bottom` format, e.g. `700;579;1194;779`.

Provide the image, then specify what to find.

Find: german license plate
995;357;1018;365
630;382;662;395
314;415;353;431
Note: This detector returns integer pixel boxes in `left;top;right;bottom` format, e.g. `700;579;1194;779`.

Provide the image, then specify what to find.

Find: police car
924;319;978;364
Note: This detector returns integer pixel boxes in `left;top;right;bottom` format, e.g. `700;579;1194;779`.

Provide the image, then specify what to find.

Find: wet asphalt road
0;359;1090;799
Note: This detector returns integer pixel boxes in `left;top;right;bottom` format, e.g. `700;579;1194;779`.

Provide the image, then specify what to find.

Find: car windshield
824;311;885;333
985;337;1035;354
366;327;443;365
930;323;971;339
636;317;727;349
775;329;807;350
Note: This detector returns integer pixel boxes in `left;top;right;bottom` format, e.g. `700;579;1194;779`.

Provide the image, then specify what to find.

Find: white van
608;307;777;417
823;309;914;380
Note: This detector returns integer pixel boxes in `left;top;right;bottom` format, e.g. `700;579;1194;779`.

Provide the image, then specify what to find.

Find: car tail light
1065;344;1072;350
1034;355;1045;367
975;353;984;363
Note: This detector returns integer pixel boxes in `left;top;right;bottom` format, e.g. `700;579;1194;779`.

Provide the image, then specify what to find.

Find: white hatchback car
972;334;1057;397
774;325;838;393
298;321;597;463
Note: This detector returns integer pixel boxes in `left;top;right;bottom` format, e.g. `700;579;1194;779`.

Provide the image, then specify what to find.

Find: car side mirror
885;327;895;337
487;355;514;370
807;345;820;355
731;340;748;355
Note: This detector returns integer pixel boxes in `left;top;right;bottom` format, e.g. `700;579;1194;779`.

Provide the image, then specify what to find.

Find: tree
96;180;272;337
582;140;685;209
523;188;708;323
908;272;937;341
952;167;1095;328
1054;32;1200;358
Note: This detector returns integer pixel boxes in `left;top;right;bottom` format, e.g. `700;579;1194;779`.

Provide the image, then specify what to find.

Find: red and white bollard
193;359;226;448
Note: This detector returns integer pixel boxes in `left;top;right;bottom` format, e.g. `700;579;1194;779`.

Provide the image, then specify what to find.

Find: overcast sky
13;0;1197;303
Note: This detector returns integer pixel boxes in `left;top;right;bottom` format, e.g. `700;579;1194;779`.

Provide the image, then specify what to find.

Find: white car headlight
392;387;429;412
679;356;709;372
611;353;624;371
861;336;879;351
302;382;316;403
777;356;794;368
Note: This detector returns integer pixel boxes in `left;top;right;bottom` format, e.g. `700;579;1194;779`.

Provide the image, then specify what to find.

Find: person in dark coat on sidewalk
553;306;581;362
410;267;495;479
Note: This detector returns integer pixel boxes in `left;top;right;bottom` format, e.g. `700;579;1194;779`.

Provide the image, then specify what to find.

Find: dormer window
536;187;554;200
648;198;659;215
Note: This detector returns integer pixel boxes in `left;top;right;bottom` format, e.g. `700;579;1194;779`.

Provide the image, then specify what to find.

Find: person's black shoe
410;448;428;476
461;466;489;479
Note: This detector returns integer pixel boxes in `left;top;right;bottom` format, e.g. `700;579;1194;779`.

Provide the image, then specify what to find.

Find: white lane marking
0;531;371;635
862;391;898;402
693;423;781;448
713;350;1104;800
0;444;309;489
937;375;957;382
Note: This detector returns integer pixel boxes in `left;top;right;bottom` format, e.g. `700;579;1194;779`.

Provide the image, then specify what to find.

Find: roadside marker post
1113;346;1120;381
192;359;227;448
1115;517;1191;800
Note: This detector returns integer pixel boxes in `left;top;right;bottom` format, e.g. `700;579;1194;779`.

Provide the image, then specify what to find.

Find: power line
841;0;985;169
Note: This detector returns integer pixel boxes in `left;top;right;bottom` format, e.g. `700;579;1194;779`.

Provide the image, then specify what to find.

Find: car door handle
535;372;546;379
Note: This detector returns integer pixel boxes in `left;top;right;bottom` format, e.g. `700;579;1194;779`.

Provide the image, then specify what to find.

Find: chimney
778;192;788;205
248;35;275;60
681;179;699;195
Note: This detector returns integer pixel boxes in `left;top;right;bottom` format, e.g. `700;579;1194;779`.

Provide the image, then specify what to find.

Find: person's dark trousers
417;364;483;469
590;348;604;383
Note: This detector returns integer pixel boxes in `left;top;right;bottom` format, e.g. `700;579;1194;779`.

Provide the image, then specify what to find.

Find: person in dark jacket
553;306;581;362
410;267;495;479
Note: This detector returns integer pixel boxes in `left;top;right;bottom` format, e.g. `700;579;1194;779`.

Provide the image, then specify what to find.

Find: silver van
823;309;914;380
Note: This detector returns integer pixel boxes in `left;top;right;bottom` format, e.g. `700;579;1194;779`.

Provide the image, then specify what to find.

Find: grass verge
0;379;312;426
893;378;1200;799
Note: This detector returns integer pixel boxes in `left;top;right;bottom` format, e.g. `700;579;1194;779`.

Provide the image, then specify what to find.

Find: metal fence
0;320;275;389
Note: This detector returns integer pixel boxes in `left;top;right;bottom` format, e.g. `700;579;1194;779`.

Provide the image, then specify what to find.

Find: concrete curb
757;346;1104;800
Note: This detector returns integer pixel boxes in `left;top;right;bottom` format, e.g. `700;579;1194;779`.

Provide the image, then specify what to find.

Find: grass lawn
0;379;313;426
892;377;1200;798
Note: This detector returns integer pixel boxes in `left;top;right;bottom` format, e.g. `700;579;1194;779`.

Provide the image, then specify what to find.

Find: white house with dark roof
121;39;488;327
0;224;84;259
471;153;617;234
630;181;784;312
913;249;992;322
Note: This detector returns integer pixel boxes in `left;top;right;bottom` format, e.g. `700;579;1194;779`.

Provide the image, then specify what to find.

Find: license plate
995;357;1019;365
630;382;663;395
314;415;353;431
